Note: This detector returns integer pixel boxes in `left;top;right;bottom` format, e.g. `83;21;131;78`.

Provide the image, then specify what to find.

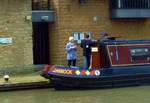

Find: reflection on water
1;86;150;103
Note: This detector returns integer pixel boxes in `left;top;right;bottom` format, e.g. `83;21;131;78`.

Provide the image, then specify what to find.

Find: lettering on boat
52;68;73;75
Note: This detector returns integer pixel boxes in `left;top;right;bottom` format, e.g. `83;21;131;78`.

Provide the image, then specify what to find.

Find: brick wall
49;0;150;66
0;0;33;68
1;0;149;67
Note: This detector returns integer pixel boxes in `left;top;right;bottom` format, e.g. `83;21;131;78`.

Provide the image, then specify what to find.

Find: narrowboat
42;39;150;90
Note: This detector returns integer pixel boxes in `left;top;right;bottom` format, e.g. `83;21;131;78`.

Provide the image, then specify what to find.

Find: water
1;86;150;103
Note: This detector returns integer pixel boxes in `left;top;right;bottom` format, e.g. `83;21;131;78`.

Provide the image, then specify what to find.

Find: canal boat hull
42;65;150;90
41;40;150;90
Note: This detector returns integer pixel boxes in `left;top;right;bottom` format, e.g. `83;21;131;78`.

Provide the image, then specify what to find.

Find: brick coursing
0;0;33;67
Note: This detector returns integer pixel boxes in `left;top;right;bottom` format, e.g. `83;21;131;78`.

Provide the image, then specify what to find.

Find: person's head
85;33;90;39
69;36;74;42
100;32;108;38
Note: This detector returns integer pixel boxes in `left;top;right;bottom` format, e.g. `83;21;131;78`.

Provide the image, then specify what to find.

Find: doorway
32;22;50;64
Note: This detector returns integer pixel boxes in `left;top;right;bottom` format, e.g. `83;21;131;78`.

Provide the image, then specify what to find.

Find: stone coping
0;75;52;91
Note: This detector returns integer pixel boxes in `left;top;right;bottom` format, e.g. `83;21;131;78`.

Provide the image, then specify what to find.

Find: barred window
110;0;150;9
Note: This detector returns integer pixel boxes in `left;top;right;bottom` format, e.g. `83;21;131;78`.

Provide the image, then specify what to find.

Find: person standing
66;36;77;67
80;34;92;69
99;32;109;41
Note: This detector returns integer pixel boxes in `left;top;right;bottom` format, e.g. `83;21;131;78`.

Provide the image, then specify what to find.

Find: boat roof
101;40;150;45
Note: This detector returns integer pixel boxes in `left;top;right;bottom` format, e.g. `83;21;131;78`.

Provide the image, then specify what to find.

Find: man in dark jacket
80;33;93;69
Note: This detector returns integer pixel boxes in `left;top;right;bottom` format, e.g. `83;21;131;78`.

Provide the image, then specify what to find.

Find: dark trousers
86;55;91;69
83;55;91;69
68;59;76;67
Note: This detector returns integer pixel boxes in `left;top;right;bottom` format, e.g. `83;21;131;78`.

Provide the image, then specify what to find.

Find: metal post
148;0;150;8
115;42;119;64
118;0;121;8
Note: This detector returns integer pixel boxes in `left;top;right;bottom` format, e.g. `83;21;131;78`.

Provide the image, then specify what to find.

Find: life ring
94;70;100;76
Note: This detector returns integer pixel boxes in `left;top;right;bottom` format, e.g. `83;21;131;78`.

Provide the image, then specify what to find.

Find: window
110;0;150;9
72;32;92;44
130;48;149;61
79;0;88;5
32;0;51;10
130;48;149;56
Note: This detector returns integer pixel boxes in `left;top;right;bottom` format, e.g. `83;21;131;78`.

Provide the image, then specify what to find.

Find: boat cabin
91;40;150;69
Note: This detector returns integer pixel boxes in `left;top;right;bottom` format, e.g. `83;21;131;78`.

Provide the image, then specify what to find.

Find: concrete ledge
0;81;53;91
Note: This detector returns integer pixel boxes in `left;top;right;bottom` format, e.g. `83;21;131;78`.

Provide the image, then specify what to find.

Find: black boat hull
45;73;150;90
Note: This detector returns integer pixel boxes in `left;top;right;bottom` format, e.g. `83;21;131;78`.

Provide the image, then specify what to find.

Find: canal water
1;86;150;103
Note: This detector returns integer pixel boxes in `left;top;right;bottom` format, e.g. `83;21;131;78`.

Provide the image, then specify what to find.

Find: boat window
130;48;149;61
130;48;149;56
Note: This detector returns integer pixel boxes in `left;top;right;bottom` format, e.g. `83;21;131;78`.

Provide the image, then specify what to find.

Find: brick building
0;0;150;69
0;0;32;68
